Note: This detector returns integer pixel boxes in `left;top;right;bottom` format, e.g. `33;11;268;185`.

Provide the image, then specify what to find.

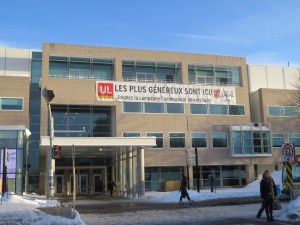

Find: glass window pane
212;132;227;147
144;103;164;113
123;133;140;137
190;104;208;114
166;103;184;114
1;98;23;110
229;105;245;115
209;105;227;115
170;133;185;148
284;106;298;116
269;107;283;116
147;133;163;148
123;102;142;113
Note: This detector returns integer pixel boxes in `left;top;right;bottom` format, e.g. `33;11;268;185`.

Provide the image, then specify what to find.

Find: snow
0;170;300;224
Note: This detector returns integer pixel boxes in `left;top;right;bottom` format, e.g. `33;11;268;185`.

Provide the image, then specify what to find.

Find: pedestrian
208;169;216;192
179;174;193;205
256;170;277;222
108;180;116;197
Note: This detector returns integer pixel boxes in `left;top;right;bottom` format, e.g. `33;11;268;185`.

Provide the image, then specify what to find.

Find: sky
0;0;300;66
1;171;300;224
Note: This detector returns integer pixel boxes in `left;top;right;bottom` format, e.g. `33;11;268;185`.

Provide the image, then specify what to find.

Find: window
49;56;114;80
269;106;298;117
122;60;181;83
144;103;164;113
147;133;163;148
188;64;241;86
231;127;272;155
123;102;142;113
272;134;284;147
0;98;23;110
190;104;245;115
212;132;227;148
123;132;140;137
288;134;300;147
191;133;207;148
166;103;184;114
169;133;185;148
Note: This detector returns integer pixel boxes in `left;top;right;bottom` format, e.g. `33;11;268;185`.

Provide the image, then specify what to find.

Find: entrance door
70;175;88;194
94;174;104;193
55;175;64;194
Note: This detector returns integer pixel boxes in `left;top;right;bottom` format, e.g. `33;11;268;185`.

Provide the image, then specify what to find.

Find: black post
186;165;190;190
2;147;8;194
195;147;200;192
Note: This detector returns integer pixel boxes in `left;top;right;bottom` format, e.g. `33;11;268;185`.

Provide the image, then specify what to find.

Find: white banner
96;81;236;105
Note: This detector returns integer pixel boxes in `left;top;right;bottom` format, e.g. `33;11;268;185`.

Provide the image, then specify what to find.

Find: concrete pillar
137;147;145;197
122;152;127;197
116;148;121;195
132;148;137;198
247;163;255;183
126;148;133;198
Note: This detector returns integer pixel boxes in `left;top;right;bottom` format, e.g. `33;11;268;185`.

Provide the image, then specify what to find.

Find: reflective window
272;133;284;147
188;64;241;86
123;132;140;137
123;102;142;113
0;98;23;110
166;103;184;114
144;103;164;113
49;56;114;80
229;105;245;115
269;106;298;117
212;132;227;148
122;60;181;83
190;104;207;114
288;134;300;147
169;133;185;148
147;133;163;148
209;105;227;115
191;133;207;148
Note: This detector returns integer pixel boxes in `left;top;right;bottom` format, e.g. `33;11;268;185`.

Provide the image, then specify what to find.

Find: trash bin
275;184;281;198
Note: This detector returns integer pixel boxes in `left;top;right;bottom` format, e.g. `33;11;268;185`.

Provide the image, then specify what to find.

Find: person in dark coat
108;180;116;197
256;170;277;222
179;174;193;205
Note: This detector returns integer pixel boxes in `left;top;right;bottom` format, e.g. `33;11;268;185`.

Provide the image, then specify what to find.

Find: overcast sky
1;0;300;66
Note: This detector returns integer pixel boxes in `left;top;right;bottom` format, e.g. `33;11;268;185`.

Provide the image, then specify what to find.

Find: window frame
212;132;228;148
147;132;164;149
0;97;24;111
169;132;186;149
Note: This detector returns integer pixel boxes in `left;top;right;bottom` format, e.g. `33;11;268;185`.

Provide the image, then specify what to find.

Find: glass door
55;175;64;194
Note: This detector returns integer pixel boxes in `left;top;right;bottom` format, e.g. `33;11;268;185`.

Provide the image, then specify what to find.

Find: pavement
61;194;291;214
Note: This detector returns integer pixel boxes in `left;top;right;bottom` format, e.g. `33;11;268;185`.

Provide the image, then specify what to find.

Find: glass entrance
70;174;88;194
55;175;64;194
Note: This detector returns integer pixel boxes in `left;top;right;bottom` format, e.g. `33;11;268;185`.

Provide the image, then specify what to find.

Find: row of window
49;55;242;86
0;98;23;110
272;133;300;147
268;106;299;117
123;102;245;115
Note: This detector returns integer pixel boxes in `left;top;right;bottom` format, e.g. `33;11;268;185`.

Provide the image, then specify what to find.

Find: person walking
108;180;116;197
208;169;216;192
256;170;277;222
179;174;193;205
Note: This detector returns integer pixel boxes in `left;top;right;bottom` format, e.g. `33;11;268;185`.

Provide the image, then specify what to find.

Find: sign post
282;143;295;191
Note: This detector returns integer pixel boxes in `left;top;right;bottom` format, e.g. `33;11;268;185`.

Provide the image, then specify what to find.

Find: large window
49;56;114;80
123;102;184;114
188;64;241;86
212;132;227;148
123;132;140;137
122;60;181;83
268;106;299;117
232;128;272;155
51;105;111;137
147;133;163;148
0;98;23;110
191;133;207;148
190;104;245;115
288;134;300;147
272;134;284;147
169;133;185;148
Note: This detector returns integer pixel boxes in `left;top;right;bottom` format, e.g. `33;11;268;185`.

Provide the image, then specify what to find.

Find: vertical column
132;148;137;198
122;152;127;197
116;148;121;195
137;147;145;197
126;147;133;198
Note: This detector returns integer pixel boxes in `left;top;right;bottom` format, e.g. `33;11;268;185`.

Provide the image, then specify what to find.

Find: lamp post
24;128;31;193
43;88;55;199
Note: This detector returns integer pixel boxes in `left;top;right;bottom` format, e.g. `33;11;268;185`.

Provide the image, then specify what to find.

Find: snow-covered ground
0;170;300;224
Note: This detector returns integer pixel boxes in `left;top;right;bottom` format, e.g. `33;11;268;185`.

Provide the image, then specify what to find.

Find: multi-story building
0;43;299;197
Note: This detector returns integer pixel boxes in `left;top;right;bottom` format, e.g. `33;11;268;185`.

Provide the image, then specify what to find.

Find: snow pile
0;192;85;225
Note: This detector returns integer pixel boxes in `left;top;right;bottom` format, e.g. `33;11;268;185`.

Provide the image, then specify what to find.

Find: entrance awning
40;136;156;158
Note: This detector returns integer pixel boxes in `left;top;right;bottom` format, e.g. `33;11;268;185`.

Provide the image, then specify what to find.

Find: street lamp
24;128;31;193
43;88;55;199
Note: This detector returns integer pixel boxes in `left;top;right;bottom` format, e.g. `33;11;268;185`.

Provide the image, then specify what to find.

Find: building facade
0;44;299;196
